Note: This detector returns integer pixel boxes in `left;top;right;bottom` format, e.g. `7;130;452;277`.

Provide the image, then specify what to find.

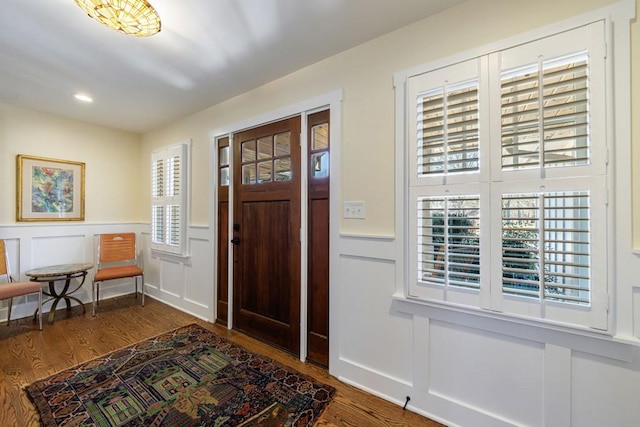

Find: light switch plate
343;201;365;219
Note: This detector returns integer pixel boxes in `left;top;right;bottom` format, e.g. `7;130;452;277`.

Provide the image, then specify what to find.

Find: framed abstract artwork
16;155;85;221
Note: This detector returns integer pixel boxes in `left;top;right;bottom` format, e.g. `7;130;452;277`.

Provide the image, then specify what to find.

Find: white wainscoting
331;233;640;427
141;226;213;321
337;254;413;384
5;224;640;425
0;223;213;324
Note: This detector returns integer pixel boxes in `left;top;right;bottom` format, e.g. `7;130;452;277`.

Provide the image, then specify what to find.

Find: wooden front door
232;116;301;355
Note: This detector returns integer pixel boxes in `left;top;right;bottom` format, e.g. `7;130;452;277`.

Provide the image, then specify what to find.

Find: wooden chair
93;233;144;316
0;240;42;330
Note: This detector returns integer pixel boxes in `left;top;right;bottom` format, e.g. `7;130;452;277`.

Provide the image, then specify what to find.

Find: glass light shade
74;0;161;37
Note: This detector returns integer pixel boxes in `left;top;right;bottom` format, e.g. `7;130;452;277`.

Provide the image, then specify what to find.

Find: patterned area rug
25;324;335;426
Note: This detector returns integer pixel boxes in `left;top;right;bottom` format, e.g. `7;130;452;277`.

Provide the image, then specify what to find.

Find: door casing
211;90;342;363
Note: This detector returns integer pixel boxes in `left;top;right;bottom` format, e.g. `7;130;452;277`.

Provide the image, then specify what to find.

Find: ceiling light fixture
73;0;161;37
74;93;94;103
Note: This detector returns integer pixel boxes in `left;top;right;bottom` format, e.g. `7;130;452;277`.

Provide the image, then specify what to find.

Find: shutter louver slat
543;63;587;80
500;96;539;111
419;136;445;146
544;87;587;102
501;86;538;101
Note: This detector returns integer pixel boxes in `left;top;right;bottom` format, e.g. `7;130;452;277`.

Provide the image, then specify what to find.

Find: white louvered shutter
409;57;486;187
166;146;184;252
403;22;608;330
491;22;607;329
417;82;479;176
151;142;189;255
151;153;165;247
407;58;490;308
500;54;588;171
501;191;590;305
417;195;481;289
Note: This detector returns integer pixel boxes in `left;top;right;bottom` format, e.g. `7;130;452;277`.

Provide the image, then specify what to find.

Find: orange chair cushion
94;266;143;282
0;281;41;299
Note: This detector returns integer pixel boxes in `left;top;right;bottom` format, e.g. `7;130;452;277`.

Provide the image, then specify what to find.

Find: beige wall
142;0;636;238
1;0;635;241
0;104;143;224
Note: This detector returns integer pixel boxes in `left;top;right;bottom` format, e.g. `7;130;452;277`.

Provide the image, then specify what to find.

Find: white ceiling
0;0;464;134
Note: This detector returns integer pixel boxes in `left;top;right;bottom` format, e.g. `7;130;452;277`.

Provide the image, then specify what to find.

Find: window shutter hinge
606;187;609;206
605;148;609;165
299;228;303;242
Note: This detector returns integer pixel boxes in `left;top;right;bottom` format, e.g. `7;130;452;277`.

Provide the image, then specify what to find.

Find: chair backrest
0;240;10;280
98;233;137;266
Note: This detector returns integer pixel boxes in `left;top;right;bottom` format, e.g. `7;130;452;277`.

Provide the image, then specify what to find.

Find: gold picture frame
16;155;85;222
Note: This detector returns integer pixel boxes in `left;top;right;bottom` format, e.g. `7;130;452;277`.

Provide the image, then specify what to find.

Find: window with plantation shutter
151;141;190;256
501;53;589;170
401;21;609;330
501;191;590;304
417;81;479;176
408;58;486;188
418;195;481;289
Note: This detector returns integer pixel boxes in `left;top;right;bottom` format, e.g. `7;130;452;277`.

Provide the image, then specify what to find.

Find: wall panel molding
332;230;640;426
0;223;213;323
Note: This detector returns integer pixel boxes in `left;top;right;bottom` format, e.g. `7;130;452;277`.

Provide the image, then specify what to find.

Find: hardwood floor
0;296;444;426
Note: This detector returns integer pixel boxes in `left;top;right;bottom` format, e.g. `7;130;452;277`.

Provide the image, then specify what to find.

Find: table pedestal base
30;269;89;324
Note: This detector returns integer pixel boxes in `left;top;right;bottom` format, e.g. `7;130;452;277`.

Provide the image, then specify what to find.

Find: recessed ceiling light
74;93;94;103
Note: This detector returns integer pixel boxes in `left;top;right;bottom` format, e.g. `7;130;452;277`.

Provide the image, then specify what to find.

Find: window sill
150;249;191;264
392;295;640;362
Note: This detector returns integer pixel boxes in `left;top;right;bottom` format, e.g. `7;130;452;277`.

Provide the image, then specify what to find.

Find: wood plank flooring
0;296;443;426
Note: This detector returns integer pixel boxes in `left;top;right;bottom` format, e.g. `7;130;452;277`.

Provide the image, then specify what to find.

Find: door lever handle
230;237;240;245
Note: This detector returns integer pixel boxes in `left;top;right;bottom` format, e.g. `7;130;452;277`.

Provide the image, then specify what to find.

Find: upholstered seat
0;240;42;330
92;233;144;316
0;282;43;300
94;265;143;282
